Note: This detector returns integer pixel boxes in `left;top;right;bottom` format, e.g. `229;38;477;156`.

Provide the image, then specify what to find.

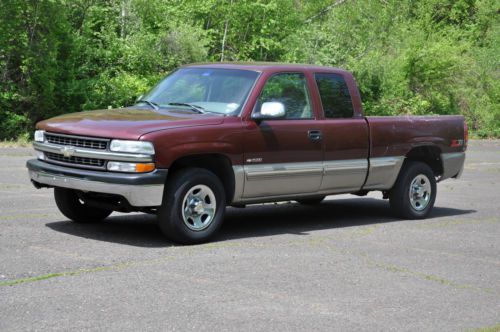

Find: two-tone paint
32;63;467;207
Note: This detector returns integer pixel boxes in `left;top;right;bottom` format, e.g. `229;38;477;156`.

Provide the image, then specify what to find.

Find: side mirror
252;102;285;122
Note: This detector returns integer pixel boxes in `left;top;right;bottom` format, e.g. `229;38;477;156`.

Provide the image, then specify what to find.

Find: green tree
0;0;498;140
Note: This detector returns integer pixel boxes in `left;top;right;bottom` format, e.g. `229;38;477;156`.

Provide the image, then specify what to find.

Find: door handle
308;130;322;142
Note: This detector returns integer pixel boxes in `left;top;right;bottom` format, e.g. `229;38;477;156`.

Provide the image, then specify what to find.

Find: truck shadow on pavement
46;197;476;247
219;198;476;241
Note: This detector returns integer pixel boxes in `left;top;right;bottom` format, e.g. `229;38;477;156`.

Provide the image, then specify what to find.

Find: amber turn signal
135;163;156;173
107;161;155;173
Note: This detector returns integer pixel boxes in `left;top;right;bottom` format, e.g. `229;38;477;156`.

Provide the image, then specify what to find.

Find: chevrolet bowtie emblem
61;146;76;157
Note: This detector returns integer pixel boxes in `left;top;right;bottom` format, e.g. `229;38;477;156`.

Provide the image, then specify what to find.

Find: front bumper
27;159;167;207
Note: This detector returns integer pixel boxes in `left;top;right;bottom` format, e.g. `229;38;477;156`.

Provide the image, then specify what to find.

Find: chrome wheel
409;174;432;211
181;184;216;231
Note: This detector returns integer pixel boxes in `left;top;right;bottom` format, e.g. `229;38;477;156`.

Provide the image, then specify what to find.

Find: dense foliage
0;0;498;139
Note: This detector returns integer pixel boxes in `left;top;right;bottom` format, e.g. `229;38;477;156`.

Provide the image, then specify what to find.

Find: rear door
242;72;323;198
313;72;369;193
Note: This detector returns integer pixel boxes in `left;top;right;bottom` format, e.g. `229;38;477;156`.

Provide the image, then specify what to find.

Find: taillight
450;139;464;148
464;121;468;150
450;121;468;150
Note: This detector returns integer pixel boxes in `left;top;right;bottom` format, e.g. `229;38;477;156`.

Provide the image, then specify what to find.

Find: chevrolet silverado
27;63;467;244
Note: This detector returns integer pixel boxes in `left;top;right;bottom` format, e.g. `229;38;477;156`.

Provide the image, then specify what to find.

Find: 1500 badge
246;158;263;163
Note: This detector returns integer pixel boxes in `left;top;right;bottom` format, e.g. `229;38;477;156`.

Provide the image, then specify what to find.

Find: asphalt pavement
0;140;499;331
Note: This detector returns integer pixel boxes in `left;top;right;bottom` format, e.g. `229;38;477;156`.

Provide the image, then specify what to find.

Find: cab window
255;73;313;119
315;73;354;118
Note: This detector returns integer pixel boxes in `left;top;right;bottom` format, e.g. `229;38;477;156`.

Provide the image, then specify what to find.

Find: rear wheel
389;161;437;219
157;168;226;244
54;188;112;223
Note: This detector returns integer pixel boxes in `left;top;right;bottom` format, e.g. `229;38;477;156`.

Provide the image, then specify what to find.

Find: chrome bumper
27;159;167;207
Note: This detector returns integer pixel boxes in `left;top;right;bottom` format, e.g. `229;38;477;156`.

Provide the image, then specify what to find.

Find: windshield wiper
167;102;206;114
137;99;160;111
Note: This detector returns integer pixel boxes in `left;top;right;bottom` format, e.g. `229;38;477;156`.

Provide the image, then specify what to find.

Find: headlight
109;140;155;154
107;161;155;173
34;130;45;142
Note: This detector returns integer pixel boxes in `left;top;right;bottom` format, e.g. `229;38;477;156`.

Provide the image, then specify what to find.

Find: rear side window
315;73;354;118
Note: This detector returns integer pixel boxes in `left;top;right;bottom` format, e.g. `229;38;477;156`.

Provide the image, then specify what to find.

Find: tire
157;168;226;244
54;188;112;223
389;161;437;219
296;196;325;205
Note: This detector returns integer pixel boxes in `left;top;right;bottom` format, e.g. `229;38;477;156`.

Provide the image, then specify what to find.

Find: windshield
140;68;260;115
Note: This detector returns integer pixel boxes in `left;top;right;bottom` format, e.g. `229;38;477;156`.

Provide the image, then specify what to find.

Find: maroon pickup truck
27;63;467;244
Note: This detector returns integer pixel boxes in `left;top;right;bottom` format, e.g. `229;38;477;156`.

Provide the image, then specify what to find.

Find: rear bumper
440;152;466;181
27;159;167;207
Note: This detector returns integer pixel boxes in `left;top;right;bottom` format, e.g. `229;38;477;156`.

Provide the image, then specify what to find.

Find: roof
183;62;349;74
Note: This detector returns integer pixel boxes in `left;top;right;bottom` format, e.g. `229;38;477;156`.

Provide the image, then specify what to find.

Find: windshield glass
141;68;259;115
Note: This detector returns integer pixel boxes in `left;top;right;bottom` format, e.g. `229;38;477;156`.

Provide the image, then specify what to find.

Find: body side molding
232;158;400;202
362;156;405;190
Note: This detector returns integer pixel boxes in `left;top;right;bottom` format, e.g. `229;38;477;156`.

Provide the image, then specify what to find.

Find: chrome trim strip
321;159;368;192
323;159;368;173
246;164;323;180
363;156;405;190
33;141;153;162
28;169;163;207
440;152;465;181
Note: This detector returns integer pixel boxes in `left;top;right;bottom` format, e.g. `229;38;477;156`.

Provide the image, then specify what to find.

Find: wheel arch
167;153;235;204
405;145;443;177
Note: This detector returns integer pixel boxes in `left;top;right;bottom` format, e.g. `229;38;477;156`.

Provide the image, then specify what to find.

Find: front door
313;72;369;193
242;72;324;198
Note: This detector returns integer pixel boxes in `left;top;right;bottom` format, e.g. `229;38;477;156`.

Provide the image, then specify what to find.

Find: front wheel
389;161;437;219
54;188;112;223
157;168;226;244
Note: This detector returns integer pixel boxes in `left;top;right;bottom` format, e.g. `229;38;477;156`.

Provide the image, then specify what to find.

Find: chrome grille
45;151;105;169
45;133;108;150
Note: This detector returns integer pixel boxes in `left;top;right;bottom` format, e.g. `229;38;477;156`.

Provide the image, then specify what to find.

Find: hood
37;107;225;140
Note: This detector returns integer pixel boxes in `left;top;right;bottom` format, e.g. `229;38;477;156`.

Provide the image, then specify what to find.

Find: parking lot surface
0;140;499;331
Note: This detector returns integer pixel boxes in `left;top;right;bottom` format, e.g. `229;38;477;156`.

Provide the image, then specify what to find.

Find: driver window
256;73;312;119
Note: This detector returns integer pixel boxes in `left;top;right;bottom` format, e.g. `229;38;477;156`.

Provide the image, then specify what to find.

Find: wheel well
405;146;443;176
168;154;235;204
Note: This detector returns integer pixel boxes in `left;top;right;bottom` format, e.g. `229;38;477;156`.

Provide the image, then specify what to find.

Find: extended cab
27;63;467;244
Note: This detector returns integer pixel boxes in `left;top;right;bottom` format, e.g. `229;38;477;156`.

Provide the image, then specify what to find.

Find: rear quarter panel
367;115;466;157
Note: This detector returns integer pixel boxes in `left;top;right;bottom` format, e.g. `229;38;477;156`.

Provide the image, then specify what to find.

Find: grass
0;137;31;148
0;273;67;287
0;264;134;287
473;323;500;332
